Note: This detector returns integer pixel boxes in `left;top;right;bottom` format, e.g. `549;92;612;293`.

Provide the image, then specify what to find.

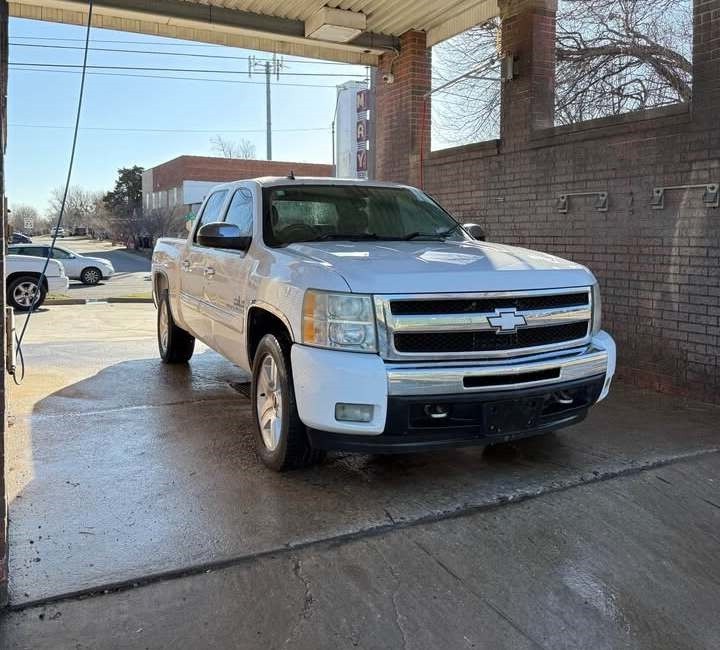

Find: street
1;303;718;648
33;236;152;301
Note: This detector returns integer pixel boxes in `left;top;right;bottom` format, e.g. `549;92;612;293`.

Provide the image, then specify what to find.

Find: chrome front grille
374;288;593;361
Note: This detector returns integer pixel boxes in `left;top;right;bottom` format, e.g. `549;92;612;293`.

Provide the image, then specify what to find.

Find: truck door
204;185;256;368
179;189;229;343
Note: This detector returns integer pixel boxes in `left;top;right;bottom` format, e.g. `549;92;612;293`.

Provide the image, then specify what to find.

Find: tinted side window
51;248;72;259
224;188;254;237
193;190;228;243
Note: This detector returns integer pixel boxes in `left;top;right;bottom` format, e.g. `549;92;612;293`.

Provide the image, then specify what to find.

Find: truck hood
285;240;594;293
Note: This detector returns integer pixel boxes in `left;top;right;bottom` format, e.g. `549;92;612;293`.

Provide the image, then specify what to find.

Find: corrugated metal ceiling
10;0;500;64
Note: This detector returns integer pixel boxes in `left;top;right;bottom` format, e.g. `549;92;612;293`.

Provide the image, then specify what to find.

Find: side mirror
463;223;487;241
197;222;251;251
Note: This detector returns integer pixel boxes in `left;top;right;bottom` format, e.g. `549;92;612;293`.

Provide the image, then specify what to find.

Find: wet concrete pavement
2;303;719;648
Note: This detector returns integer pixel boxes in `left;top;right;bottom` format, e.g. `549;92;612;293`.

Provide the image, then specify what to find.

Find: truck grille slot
390;292;589;316
394;322;589;354
463;368;560;388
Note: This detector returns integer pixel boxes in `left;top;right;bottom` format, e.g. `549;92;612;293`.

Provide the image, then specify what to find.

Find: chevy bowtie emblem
487;308;527;334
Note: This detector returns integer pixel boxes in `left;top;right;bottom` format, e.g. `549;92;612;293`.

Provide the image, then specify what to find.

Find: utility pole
250;55;284;161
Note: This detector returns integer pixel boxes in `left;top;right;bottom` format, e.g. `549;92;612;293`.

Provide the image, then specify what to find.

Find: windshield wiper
403;222;463;240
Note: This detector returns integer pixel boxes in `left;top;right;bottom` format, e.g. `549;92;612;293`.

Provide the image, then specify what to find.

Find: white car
51;226;65;238
9;244;115;285
153;177;616;471
6;254;69;311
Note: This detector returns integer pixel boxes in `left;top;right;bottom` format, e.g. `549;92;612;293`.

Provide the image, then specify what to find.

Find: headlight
302;290;377;352
591;282;602;334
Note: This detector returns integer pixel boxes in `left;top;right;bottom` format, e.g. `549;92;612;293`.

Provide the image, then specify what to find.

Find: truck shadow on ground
10;350;720;603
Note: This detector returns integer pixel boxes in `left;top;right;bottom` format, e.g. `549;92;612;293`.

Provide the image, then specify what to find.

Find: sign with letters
356;89;370;178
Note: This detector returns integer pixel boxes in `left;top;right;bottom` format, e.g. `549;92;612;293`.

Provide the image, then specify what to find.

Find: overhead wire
11;0;95;384
9;67;342;88
9;61;367;77
9;41;360;65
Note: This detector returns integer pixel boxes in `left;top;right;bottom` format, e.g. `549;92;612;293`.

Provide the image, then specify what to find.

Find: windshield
263;185;468;246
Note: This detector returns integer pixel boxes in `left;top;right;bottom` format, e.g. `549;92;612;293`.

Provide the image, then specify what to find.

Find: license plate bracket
483;397;545;435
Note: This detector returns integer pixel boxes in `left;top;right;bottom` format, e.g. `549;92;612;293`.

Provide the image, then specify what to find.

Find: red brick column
693;0;720;121
374;31;431;186
498;0;556;149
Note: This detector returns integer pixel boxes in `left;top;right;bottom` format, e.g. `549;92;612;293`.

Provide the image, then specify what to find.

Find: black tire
7;275;46;311
80;267;102;285
251;333;323;471
157;289;195;364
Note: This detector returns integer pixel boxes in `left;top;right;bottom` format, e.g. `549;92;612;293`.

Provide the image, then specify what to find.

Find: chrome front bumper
386;332;615;399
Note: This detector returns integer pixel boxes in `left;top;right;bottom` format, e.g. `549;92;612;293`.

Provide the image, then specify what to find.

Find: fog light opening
424;404;449;419
335;403;374;423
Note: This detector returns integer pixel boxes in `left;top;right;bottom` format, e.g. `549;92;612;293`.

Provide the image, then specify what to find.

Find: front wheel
80;267;102;285
157;289;195;363
8;276;46;311
251;334;323;471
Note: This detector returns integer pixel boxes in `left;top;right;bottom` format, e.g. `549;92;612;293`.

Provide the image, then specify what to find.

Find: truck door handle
204;267;216;277
181;260;191;271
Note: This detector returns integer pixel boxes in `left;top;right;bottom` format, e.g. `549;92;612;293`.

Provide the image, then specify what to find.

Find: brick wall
426;0;720;402
150;156;333;192
380;1;720;402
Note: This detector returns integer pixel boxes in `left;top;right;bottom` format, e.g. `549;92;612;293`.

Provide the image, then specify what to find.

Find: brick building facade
142;155;333;215
375;0;720;403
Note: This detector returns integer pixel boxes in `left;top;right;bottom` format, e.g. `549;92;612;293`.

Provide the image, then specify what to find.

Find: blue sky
7;17;368;214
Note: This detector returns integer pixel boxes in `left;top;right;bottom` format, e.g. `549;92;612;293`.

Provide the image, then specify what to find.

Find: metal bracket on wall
651;183;719;209
557;191;608;213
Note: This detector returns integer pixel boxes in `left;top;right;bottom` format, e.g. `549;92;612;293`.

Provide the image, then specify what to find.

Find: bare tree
210;134;257;159
46;186;99;232
433;0;692;145
9;204;39;233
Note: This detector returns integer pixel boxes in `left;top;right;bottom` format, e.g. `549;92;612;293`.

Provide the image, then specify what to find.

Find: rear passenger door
205;185;256;366
179;189;229;342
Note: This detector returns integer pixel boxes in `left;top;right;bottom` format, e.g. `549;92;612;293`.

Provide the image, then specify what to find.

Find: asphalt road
2;303;719;648
34;236;152;300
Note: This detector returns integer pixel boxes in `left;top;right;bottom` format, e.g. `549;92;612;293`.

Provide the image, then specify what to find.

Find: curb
45;297;154;305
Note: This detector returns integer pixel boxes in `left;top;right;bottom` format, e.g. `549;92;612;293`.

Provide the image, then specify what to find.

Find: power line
9;123;331;134
9;41;359;65
9;61;367;77
9;66;341;88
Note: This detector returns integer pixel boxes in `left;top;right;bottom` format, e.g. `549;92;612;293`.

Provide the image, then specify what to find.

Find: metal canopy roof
10;0;500;64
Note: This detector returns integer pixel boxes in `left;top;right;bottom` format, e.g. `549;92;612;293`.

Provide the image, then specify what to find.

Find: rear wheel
80;267;102;285
251;334;323;471
157;289;195;363
8;276;46;311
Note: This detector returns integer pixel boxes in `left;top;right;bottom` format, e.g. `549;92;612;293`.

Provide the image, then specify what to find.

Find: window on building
555;0;692;125
431;19;501;151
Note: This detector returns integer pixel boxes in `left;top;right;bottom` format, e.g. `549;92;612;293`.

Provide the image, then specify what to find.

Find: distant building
141;156;333;217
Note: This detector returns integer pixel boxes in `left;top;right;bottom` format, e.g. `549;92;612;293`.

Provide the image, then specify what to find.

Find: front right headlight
591;282;602;334
302;290;378;353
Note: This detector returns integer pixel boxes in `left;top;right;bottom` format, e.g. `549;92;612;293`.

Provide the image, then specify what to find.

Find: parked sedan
9;244;114;285
11;232;32;244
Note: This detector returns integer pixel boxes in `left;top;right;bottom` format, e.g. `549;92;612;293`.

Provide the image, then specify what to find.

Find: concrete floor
1;303;719;648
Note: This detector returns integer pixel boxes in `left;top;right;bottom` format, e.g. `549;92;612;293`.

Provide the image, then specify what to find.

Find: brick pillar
498;0;556;149
692;0;720;121
374;30;431;186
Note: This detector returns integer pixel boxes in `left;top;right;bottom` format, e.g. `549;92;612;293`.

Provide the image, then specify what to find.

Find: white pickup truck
153;177;615;471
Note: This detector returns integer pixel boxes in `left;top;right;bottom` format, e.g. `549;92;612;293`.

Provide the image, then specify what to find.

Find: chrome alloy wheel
13;281;40;308
158;299;169;354
256;354;283;451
